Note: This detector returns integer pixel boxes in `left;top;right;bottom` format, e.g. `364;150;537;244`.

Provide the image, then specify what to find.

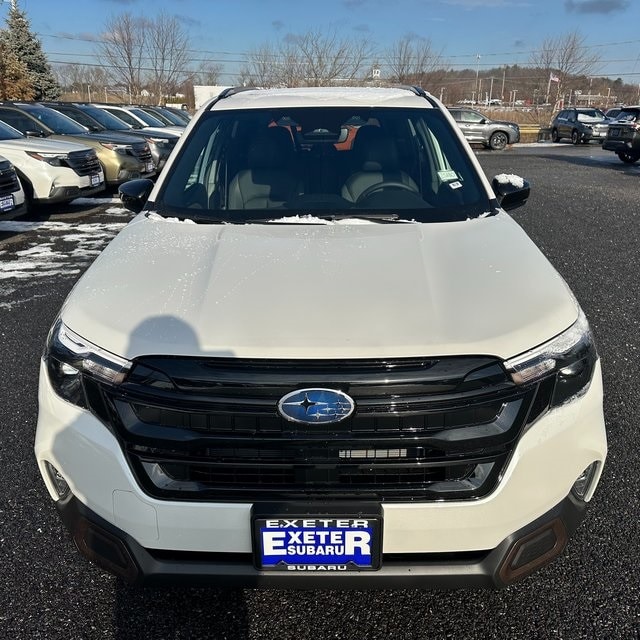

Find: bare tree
241;30;373;88
386;35;444;86
294;29;372;86
529;31;600;101
194;61;223;86
239;43;281;87
96;13;147;100
146;12;190;101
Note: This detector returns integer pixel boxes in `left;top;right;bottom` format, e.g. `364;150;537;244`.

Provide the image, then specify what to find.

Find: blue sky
5;0;640;82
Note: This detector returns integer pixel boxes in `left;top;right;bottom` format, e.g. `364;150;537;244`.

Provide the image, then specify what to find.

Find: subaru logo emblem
278;388;355;424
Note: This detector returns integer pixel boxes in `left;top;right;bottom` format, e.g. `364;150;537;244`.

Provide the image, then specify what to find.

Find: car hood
80;130;150;144
140;127;182;139
0;137;92;154
61;212;578;361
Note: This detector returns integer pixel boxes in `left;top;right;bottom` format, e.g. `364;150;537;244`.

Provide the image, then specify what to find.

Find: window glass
0;108;47;134
20;105;88;134
157;107;490;223
460;110;485;124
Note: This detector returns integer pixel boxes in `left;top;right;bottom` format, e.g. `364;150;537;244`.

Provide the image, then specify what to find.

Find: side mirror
118;178;154;213
25;130;46;138
492;175;530;212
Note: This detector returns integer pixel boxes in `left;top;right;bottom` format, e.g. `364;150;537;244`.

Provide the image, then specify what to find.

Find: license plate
610;128;620;137
254;517;381;572
90;174;101;187
0;194;15;212
145;162;154;173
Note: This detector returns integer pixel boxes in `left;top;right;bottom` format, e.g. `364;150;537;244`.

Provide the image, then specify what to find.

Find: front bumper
35;359;607;587
603;139;640;153
56;490;586;588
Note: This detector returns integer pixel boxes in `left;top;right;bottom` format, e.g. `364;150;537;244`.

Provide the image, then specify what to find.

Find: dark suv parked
448;108;520;150
550;107;609;145
602;106;640;164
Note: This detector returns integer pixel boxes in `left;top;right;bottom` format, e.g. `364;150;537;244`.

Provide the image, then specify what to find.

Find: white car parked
0;119;103;209
0;154;27;219
36;86;607;589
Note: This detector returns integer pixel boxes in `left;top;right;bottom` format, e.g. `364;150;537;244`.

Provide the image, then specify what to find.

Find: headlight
44;319;131;408
504;309;597;407
26;151;68;166
100;142;133;155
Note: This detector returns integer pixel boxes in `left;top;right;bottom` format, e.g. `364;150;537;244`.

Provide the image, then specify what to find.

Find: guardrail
518;125;552;143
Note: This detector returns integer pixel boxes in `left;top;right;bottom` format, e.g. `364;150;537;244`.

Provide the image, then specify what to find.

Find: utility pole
501;67;506;101
475;54;481;104
489;77;494;105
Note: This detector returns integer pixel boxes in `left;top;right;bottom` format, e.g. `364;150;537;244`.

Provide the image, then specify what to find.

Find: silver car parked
448;107;520;150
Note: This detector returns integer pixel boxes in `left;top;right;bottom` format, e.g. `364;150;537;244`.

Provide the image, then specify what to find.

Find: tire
16;175;34;219
551;128;560;143
571;130;581;145
617;151;640;164
489;131;508;151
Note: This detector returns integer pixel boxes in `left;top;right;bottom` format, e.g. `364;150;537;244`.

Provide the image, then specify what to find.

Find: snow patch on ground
0;219;127;308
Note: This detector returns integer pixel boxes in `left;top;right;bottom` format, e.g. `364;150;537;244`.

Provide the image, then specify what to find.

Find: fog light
44;461;70;499
571;462;599;500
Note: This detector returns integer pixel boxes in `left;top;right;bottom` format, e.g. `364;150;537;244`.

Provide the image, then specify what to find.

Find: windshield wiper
148;211;227;224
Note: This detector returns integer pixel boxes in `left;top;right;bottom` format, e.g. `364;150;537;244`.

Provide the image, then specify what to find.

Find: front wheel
551;128;560;143
489;131;508;151
617;151;640;164
571;130;581;145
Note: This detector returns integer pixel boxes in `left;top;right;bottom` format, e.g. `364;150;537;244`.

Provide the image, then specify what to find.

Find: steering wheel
356;181;418;203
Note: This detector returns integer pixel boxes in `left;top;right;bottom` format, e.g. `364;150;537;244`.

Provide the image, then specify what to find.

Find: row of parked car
549;106;640;164
0;102;191;219
451;103;640;164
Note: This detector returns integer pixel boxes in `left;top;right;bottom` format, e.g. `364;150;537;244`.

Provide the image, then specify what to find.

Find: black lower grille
0;160;20;194
131;142;152;164
67;150;101;176
86;356;552;502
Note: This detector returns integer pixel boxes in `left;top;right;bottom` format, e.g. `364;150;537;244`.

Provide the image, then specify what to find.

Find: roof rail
202;86;256;111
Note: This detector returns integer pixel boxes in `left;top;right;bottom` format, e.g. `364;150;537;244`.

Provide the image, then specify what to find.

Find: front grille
130;142;152;163
66;149;101;176
0;161;20;194
86;356;553;502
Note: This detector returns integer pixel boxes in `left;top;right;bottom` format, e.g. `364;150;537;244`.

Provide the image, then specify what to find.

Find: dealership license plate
610;128;620;137
90;174;101;187
0;194;15;212
254;517;381;571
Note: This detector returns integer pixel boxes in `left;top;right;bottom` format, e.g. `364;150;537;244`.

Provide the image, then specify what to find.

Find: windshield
0;119;24;141
21;105;88;134
156;107;490;223
53;106;104;130
617;109;639;123
129;108;166;127
576;109;606;122
79;105;131;131
149;107;186;126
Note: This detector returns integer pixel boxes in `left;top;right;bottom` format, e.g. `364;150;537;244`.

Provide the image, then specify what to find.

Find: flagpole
546;73;552;104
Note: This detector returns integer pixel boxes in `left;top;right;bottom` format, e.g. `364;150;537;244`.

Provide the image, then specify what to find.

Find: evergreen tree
0;40;34;100
1;0;60;100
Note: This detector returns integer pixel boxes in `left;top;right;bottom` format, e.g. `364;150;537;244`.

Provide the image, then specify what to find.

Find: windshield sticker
437;170;458;182
449;181;463;190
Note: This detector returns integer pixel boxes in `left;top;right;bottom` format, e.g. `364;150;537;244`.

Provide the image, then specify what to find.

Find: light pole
87;84;92;102
475;54;481;104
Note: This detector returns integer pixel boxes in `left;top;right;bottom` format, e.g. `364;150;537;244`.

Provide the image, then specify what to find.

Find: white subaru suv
35;87;607;588
0;119;103;209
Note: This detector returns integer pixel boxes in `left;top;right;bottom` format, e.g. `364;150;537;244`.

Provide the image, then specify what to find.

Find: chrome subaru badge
278;388;355;424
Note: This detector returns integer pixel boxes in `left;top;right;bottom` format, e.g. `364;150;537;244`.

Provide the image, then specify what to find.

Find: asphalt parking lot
1;143;639;640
